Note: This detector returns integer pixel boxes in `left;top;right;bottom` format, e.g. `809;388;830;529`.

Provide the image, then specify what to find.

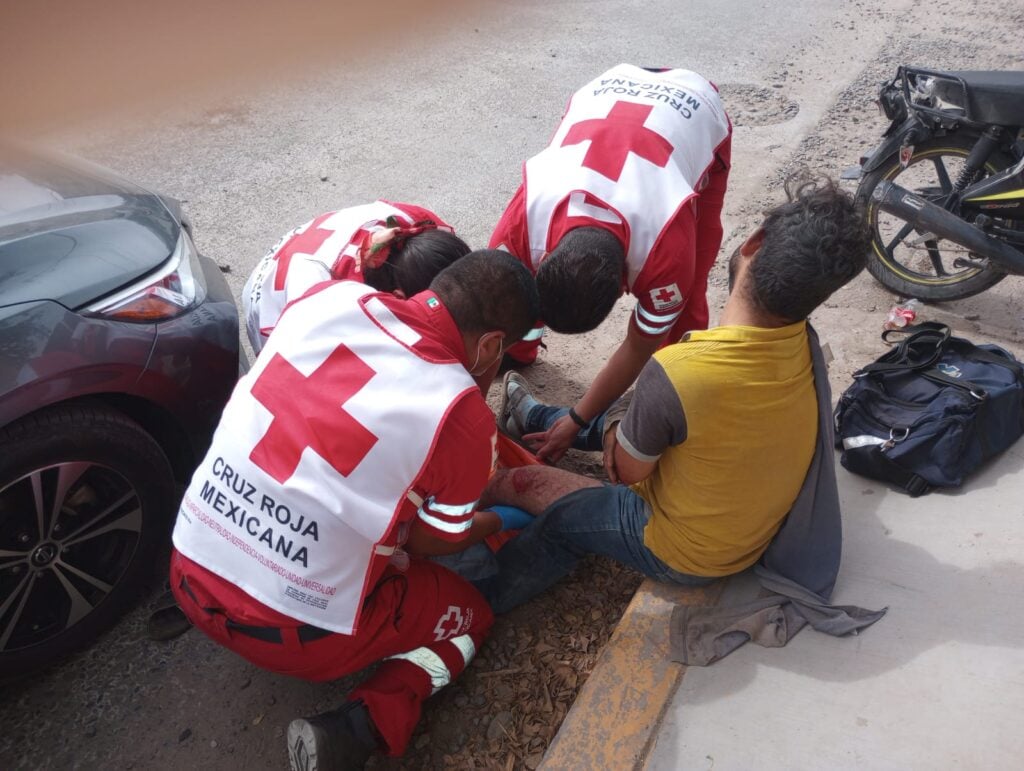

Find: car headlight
84;230;207;321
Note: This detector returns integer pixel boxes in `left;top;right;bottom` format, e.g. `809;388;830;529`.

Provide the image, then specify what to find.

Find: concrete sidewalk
542;440;1024;770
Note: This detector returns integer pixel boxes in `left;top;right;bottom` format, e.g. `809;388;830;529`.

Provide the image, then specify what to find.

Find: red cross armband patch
650;283;682;311
634;283;684;337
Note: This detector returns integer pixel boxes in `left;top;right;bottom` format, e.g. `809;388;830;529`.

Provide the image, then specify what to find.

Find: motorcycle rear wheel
857;134;1013;301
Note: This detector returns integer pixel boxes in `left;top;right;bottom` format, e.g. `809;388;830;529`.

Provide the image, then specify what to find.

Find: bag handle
856;322;952;376
879;320;951;347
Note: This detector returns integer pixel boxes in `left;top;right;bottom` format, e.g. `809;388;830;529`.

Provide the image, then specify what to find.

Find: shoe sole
146;605;193;641
498;371;535;442
287;719;321;771
496;371;516;438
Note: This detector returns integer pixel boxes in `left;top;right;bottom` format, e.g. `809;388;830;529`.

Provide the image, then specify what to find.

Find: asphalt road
47;0;860;308
3;0;1023;768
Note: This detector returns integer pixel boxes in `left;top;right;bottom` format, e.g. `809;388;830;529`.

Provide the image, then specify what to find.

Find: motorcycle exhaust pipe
872;181;1024;274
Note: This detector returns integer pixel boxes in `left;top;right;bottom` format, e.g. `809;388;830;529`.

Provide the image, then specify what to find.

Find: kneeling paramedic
169;250;540;770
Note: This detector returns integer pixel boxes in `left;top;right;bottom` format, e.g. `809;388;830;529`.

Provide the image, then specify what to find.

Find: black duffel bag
833;322;1024;496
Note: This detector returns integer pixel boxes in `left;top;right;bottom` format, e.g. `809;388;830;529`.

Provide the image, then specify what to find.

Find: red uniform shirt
242;201;453;352
173;284;496;633
386;292;497;543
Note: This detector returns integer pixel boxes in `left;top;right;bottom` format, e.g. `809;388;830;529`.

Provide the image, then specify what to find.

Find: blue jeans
474;484;715;614
432;544;497;582
525;405;607;451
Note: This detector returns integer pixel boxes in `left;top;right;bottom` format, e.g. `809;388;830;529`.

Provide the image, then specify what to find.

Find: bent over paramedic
242;200;469;354
169;250;540;770
489;63;732;461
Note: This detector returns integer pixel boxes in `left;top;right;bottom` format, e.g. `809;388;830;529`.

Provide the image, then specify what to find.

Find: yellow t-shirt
628;322;817;576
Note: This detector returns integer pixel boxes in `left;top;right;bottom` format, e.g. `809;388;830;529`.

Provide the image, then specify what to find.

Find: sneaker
146;604;193;642
287;700;377;771
497;371;539;441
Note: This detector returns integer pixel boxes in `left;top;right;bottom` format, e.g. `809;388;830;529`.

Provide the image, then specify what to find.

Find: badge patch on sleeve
650;283;683;311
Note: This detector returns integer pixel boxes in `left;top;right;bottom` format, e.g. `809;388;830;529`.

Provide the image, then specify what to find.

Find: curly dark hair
536;227;625;333
747;172;870;322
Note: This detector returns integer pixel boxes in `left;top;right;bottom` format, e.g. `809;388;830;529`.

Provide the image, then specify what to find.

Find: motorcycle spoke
932;157;953;194
925;240;948;276
886;221;916;256
0;573;34;651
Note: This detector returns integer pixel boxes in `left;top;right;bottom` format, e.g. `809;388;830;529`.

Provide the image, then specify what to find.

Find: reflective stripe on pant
349;629;482;751
384;633;477;694
170;550;493;757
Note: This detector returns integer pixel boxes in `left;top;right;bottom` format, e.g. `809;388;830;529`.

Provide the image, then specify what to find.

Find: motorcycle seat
938;71;1024;127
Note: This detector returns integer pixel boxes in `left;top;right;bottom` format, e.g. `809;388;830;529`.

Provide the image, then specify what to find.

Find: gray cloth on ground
669;324;887;666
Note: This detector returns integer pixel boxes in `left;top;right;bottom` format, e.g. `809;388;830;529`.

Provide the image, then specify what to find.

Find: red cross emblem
561;101;674;182
249;344;378;483
274;212;335;291
433;605;465;641
650;283;682;310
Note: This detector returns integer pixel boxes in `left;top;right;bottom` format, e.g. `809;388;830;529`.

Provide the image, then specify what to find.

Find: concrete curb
540;578;725;770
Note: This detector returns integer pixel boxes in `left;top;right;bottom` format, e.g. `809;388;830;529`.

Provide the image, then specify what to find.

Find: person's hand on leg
523;413;579;463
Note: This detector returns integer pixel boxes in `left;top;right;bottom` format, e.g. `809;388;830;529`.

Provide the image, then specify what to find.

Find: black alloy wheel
0;405;175;678
857;133;1014;301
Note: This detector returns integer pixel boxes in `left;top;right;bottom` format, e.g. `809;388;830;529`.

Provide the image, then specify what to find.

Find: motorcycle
854;66;1024;301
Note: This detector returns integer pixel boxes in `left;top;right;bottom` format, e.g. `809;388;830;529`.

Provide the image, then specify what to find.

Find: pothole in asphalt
716;84;799;126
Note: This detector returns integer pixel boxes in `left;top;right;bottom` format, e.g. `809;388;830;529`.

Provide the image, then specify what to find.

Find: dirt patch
372;553;641;769
716;83;799;127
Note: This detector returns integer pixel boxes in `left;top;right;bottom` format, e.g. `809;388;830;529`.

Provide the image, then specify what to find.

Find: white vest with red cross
243;201;447;352
524;64;731;290
173;280;476;634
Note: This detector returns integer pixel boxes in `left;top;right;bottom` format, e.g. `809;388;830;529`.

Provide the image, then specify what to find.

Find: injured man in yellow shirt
481;173;870;614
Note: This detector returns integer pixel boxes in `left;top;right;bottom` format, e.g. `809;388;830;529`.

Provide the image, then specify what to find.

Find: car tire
0;404;176;680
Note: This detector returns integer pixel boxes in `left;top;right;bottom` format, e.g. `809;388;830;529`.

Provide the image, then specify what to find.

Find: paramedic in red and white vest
242;200;469;353
490;64;732;461
170;250;539;770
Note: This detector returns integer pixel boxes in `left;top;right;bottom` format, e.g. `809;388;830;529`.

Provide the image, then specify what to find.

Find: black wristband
568;407;589;428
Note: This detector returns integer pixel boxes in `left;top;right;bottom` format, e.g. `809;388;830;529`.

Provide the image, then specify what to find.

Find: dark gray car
0;147;240;677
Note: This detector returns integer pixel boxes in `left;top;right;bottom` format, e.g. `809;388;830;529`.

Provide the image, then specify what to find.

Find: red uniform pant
170;550;494;756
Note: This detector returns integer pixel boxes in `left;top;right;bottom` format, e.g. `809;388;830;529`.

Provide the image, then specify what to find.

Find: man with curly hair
487;175;870;611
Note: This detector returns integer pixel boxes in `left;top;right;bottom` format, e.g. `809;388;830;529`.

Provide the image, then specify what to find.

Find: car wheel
0;404;176;679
